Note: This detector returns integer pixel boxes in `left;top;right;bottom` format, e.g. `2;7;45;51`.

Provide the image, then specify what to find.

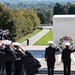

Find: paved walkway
39;57;75;71
40;26;53;30
20;46;47;50
21;30;50;46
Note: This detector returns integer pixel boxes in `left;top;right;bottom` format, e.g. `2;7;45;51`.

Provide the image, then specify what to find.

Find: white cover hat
65;42;70;46
12;42;21;46
48;41;54;44
2;40;12;45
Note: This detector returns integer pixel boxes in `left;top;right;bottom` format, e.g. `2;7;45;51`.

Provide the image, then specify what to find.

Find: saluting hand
45;58;47;61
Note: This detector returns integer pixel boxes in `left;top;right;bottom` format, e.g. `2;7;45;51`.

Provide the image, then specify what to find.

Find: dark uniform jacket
0;47;16;61
0;46;17;75
62;48;75;62
45;46;59;62
14;49;25;75
6;49;25;75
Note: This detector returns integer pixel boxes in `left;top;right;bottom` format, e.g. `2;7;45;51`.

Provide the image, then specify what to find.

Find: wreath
59;36;74;49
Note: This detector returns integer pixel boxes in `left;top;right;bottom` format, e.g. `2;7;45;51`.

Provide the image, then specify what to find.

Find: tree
45;9;53;24
68;5;75;14
0;3;40;41
53;3;67;15
37;9;47;24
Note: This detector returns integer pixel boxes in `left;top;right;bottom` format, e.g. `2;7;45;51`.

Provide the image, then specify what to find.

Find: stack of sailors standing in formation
0;29;41;75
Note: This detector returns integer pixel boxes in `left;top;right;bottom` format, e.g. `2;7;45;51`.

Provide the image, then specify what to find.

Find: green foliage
18;29;41;43
68;5;75;14
3;1;75;24
37;8;53;24
53;3;67;15
0;10;13;29
4;1;54;24
34;30;53;45
53;2;75;15
0;3;40;41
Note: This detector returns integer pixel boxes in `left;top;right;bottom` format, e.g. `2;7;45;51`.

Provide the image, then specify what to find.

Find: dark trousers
47;61;55;75
63;61;71;75
6;61;15;75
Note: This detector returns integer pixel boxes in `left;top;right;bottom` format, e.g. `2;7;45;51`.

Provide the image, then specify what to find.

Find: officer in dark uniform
13;42;26;75
0;41;17;61
45;41;59;75
61;42;75;75
5;42;25;75
0;41;17;75
26;39;29;46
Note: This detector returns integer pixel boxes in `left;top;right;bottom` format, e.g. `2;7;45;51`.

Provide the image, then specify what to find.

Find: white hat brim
65;42;70;46
2;40;12;45
12;42;21;46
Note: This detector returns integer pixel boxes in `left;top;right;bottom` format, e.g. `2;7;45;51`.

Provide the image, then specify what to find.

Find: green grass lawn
33;30;53;45
18;29;41;43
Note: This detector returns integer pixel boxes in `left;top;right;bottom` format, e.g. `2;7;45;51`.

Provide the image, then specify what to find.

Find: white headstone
53;15;75;44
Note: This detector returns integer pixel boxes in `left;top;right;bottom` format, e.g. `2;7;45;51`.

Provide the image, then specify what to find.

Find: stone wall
53;15;75;45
